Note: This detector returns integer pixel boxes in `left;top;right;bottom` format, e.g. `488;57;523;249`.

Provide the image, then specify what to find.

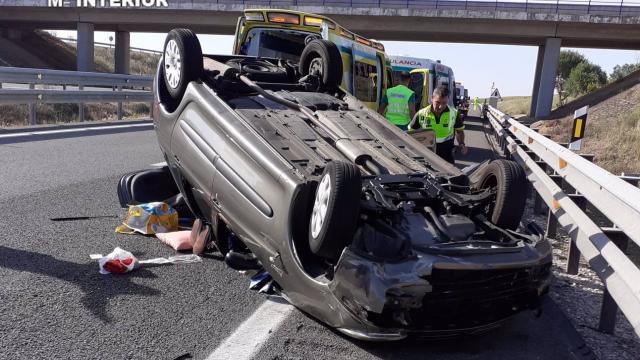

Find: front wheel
308;161;362;262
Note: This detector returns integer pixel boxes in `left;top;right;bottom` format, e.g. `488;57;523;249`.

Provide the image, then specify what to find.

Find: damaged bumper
330;240;552;339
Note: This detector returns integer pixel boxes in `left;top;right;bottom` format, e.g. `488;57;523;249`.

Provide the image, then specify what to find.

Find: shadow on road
0;245;161;322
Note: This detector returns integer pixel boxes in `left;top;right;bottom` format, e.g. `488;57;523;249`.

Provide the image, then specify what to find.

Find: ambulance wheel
163;28;203;102
299;39;343;89
308;161;361;262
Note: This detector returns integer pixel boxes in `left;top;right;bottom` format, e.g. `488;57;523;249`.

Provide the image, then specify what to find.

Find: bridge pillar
529;38;562;119
77;22;94;72
114;31;130;74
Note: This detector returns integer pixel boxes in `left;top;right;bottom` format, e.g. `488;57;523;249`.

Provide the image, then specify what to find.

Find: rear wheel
299;39;343;89
162;28;203;102
308;161;361;261
475;159;527;230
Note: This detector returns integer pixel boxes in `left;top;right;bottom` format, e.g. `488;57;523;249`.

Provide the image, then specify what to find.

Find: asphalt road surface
0;121;588;360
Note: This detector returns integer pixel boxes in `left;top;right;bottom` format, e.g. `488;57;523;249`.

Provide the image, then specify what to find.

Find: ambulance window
353;60;377;103
386;69;393;88
409;72;424;105
240;28;312;62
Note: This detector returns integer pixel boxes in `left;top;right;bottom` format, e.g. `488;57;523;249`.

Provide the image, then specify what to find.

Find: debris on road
92;247;201;274
115;202;178;235
156;230;192;251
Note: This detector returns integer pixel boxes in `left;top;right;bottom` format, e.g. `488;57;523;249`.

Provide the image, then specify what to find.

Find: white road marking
0;123;153;139
149;161;168;167
206;297;294;360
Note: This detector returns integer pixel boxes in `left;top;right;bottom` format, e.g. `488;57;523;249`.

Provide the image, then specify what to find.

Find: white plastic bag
97;247;138;274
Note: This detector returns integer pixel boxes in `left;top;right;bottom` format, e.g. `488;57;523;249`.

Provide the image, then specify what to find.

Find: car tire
162;28;203;102
475;159;527;230
299;39;343;89
308;161;361;261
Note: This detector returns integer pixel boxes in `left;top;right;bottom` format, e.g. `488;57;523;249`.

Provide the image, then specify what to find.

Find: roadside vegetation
533;82;640;175
1;32;159;127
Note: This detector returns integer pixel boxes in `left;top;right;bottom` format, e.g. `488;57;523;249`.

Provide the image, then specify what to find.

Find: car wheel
162;28;203;102
475;159;527;230
309;161;361;261
299;39;343;89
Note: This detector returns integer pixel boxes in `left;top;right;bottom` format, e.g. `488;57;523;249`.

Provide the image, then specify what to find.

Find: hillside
532;82;640;175
0;30;160;126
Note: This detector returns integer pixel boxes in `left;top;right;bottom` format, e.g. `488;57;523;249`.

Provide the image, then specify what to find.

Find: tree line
556;50;640;105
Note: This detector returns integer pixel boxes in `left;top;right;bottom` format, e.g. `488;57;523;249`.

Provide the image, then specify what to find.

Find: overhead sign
569;106;588;151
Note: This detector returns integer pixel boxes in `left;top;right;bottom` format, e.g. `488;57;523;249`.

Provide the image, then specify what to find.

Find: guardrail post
78;84;85;122
546;174;563;239
117;85;123;120
28;83;36;125
566;194;587;275
598;227;629;334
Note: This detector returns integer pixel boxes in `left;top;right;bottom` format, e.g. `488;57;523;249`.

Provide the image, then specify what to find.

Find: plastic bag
93;248;201;274
98;247;138;274
115;202;178;235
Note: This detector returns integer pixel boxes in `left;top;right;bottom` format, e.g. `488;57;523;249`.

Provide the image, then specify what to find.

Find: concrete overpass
2;0;640;118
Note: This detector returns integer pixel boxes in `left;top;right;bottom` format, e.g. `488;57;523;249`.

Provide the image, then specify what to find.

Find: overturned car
121;29;551;340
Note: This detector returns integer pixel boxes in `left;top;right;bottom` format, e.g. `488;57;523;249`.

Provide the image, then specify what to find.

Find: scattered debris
50;215;118;221
91;247;201;274
156;230;192;251
115;202;178;235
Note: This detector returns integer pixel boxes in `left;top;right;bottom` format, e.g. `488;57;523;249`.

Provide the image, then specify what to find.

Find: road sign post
568;106;588;151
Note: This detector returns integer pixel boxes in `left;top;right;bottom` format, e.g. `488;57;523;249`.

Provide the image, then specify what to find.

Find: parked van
232;9;392;109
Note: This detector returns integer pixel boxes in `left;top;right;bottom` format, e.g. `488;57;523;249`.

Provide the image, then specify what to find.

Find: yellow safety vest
415;105;460;143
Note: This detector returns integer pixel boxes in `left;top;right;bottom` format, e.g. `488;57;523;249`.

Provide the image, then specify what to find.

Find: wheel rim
309;57;324;78
311;173;331;238
164;39;181;89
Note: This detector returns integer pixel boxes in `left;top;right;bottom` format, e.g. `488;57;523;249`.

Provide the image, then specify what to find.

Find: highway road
0;121;589;359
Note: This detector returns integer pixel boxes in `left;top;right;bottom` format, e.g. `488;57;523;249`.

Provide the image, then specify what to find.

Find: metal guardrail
57;37;163;56
0;67;153;125
484;105;640;337
225;0;640;16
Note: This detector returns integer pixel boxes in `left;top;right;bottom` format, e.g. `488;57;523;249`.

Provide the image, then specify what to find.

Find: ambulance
389;55;457;109
232;9;392;110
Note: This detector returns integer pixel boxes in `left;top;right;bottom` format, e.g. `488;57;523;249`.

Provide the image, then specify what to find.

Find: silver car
120;29;551;341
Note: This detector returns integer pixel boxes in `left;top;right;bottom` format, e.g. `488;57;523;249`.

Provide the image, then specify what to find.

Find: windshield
239;28;319;62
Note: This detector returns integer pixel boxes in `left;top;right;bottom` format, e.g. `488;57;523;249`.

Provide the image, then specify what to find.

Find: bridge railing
0;66;153;125
484;105;640;337
226;0;640;16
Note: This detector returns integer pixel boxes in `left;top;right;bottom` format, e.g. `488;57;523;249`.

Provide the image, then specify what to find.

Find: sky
50;30;640;98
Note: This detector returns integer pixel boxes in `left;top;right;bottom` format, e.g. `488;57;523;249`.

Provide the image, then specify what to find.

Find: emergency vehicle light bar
245;12;264;22
268;12;300;25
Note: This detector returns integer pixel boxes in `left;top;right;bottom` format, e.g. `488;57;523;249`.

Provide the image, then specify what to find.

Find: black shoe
225;250;262;271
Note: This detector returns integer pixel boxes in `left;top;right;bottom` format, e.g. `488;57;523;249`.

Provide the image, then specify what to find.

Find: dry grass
492;95;566;117
534;83;640;174
1;102;150;127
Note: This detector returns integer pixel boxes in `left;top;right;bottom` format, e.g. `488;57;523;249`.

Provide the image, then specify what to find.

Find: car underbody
120;29;553;340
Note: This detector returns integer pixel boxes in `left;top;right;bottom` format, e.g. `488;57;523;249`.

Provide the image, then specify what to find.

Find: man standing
378;72;416;130
409;85;467;164
473;96;479;111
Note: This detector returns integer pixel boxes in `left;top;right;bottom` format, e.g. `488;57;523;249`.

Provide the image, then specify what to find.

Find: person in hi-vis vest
377;72;416;130
409;85;467;164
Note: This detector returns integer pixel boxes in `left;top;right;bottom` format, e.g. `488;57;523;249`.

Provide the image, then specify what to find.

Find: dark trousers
436;138;455;164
